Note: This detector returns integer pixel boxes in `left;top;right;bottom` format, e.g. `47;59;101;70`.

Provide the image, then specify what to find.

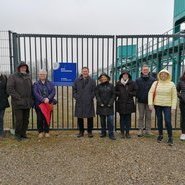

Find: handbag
153;81;159;102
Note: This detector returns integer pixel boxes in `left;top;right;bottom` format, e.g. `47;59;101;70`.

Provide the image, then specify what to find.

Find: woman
176;71;185;141
148;69;177;146
115;70;137;138
0;74;9;139
33;69;56;138
95;73;116;140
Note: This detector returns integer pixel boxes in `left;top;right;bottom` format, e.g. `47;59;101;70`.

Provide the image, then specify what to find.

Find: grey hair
38;69;47;74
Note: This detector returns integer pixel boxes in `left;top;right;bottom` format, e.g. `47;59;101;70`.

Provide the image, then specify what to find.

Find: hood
98;73;111;81
17;62;29;73
119;70;132;80
157;69;171;82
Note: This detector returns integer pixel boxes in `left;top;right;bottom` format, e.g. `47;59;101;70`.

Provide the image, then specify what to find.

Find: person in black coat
0;74;9;139
135;65;155;137
95;73;116;140
115;70;137;138
177;71;185;141
73;67;96;138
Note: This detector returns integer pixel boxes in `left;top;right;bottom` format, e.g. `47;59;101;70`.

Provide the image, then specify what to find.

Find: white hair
38;69;47;74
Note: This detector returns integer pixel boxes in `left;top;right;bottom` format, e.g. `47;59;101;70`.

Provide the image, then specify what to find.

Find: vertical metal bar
115;36;118;131
34;37;38;81
24;37;26;62
8;31;13;74
96;38;99;129
66;37;69;129
71;37;74;128
92;38;94;79
107;38;109;75
61;37;64;128
87;38;89;68
102;38;104;73
45;37;48;72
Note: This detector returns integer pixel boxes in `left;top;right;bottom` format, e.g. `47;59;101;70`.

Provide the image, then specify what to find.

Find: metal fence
2;31;185;130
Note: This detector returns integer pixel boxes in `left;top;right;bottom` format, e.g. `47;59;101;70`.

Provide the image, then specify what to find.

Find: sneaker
38;132;44;138
167;137;173;146
15;135;22;141
45;133;50;138
126;133;131;139
138;129;143;137
180;134;185;141
157;135;163;143
109;135;116;140
121;132;125;139
100;133;106;138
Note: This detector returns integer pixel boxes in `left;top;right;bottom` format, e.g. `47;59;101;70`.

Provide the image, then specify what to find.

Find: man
135;65;155;137
7;62;33;141
73;67;96;138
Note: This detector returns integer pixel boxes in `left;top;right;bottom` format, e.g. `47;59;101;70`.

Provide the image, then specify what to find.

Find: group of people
0;62;185;145
73;65;184;146
0;62;56;141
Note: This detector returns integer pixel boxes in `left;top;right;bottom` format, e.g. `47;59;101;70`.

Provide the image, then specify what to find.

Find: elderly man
7;62;33;141
73;67;96;138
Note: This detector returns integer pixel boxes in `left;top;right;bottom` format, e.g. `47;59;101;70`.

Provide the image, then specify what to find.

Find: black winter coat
135;75;155;104
95;82;115;115
7;72;33;109
0;75;9;110
177;80;185;103
115;80;137;114
73;76;96;118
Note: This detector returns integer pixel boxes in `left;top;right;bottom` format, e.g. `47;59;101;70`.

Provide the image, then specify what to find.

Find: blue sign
53;63;77;86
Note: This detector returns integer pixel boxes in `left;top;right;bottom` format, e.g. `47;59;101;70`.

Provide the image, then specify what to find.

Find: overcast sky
1;0;174;35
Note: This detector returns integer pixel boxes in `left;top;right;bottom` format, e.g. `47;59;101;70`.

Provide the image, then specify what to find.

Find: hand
148;105;153;111
171;109;176;114
107;104;111;107
44;98;49;104
100;104;104;107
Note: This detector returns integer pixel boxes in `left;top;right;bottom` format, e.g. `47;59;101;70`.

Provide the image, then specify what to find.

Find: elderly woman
176;71;185;141
33;69;55;138
115;70;137;139
148;69;177;146
95;73;116;140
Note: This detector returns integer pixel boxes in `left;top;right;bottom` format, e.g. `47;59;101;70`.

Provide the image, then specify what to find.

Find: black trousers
180;102;185;133
35;106;49;133
14;109;30;137
77;117;93;133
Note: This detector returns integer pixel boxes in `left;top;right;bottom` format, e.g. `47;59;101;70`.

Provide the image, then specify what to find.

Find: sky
0;0;174;35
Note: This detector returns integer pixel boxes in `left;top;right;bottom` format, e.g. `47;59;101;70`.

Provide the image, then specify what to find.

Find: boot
77;131;84;138
121;131;125;139
126;131;131;139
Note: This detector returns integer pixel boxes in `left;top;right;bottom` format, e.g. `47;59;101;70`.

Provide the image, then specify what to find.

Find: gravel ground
0;131;185;185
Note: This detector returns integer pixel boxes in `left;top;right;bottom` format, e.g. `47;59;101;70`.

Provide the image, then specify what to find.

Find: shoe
167;137;173;146
45;133;50;138
15;135;22;141
180;134;185;141
121;132;125;139
138;129;143;137
77;132;84;138
126;133;131;139
109;135;116;140
100;133;106;138
88;133;93;138
38;132;44;138
157;135;163;143
21;135;29;140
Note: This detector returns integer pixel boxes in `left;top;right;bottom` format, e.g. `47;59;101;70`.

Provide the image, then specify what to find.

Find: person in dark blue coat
0;74;9;139
95;73;116;140
33;69;55;138
135;65;155;137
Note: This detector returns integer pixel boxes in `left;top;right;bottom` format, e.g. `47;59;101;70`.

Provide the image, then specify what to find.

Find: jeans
100;115;114;137
120;114;131;133
179;102;185;133
154;106;172;138
138;103;151;132
0;109;5;136
78;117;93;133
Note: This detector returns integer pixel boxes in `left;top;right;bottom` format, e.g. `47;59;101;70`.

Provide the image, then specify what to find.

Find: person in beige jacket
148;69;177;146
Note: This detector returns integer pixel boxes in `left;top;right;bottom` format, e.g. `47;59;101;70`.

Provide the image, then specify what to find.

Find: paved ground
0;131;185;185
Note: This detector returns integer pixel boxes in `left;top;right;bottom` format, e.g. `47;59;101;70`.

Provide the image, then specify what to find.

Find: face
142;67;149;76
122;73;129;80
100;75;108;83
81;68;89;78
19;66;27;74
39;72;47;81
159;72;168;81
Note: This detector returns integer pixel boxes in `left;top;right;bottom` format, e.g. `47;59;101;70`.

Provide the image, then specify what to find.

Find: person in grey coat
73;67;96;138
95;73;116;140
7;62;33;141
